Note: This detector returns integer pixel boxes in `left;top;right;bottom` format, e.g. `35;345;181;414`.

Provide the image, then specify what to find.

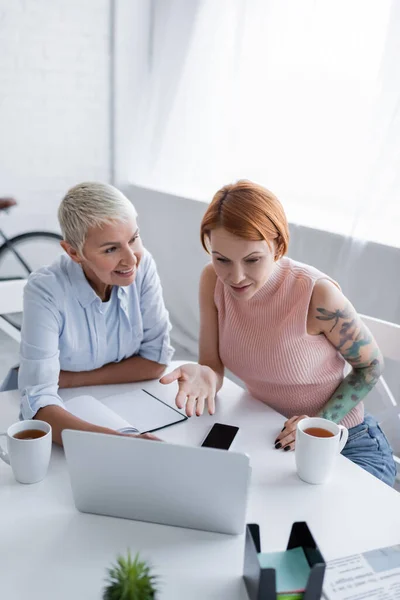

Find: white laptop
62;429;251;535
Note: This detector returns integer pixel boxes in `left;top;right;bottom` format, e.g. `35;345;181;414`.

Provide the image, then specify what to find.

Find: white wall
114;0;150;187
0;0;111;236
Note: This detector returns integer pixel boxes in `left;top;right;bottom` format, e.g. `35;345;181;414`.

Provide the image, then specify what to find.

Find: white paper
64;396;136;433
64;389;185;434
324;545;400;600
100;389;185;433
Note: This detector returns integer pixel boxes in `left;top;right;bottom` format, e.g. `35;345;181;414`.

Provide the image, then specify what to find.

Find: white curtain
130;0;400;248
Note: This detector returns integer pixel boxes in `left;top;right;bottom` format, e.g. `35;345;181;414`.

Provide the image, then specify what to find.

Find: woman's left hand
274;415;308;451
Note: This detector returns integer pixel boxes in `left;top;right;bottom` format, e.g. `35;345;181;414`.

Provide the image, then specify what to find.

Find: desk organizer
243;521;326;600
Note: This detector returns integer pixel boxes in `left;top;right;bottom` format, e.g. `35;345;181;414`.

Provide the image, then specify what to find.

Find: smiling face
209;227;277;300
61;215;143;299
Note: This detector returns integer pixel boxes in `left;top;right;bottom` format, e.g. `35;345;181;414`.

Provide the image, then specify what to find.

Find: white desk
1;362;400;599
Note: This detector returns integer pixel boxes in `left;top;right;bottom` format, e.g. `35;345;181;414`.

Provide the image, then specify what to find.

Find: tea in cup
0;419;52;484
295;417;348;484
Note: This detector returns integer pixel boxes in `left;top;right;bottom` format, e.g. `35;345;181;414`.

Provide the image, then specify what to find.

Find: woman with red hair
161;180;396;486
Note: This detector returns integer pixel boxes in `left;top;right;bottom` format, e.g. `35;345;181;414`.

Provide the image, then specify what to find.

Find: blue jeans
341;414;397;487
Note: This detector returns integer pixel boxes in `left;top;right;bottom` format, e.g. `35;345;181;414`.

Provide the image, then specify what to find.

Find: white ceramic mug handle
0;432;10;465
338;425;348;453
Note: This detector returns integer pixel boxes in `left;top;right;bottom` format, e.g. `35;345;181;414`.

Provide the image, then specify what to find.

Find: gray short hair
58;182;137;252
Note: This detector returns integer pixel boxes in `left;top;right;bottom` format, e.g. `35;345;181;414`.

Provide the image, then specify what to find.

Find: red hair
200;180;289;259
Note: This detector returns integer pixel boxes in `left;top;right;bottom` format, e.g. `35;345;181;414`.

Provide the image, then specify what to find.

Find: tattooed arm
308;279;383;423
274;280;382;451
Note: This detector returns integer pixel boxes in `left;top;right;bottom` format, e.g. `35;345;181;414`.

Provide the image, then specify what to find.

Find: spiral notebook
64;389;187;434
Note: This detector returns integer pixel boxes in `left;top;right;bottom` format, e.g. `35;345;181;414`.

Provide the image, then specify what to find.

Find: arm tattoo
316;306;353;332
316;303;383;422
317;303;372;365
319;358;382;422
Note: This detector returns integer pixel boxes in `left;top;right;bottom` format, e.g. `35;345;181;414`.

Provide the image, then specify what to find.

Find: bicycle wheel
0;231;63;280
0;231;64;331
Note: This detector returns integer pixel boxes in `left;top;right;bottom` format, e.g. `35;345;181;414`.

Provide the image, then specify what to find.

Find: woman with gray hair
18;182;173;444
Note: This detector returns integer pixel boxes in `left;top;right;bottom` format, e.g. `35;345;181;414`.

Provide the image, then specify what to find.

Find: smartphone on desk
201;423;239;450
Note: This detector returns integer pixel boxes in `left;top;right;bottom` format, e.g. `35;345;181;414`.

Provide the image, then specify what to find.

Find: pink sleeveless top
215;257;364;430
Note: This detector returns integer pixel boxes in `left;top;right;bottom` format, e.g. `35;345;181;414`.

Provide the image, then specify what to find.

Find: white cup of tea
0;420;52;484
295;417;348;485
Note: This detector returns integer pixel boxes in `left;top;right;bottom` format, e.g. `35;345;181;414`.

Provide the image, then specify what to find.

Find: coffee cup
0;420;52;484
295;417;348;484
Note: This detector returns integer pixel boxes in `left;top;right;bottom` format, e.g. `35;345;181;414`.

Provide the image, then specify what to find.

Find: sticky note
258;546;310;593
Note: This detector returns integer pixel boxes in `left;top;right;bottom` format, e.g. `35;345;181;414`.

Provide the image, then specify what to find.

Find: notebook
64;389;187;434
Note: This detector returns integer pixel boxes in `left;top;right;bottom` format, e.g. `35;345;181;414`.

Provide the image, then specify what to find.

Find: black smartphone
201;423;239;450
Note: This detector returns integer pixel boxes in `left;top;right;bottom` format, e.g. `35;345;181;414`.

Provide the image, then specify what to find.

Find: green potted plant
103;550;158;600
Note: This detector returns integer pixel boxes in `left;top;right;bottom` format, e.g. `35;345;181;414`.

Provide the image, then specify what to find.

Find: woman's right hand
159;364;217;417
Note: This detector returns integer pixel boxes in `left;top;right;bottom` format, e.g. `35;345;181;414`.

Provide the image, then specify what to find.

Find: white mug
295;417;348;485
0;420;52;484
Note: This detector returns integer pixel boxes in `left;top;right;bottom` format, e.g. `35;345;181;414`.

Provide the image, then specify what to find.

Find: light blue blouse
19;249;174;419
101;286;121;365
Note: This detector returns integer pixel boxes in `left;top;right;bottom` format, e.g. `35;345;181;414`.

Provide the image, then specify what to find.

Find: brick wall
0;0;111;235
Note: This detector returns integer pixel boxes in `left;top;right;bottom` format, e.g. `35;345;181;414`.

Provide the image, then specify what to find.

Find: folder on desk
65;389;187;434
